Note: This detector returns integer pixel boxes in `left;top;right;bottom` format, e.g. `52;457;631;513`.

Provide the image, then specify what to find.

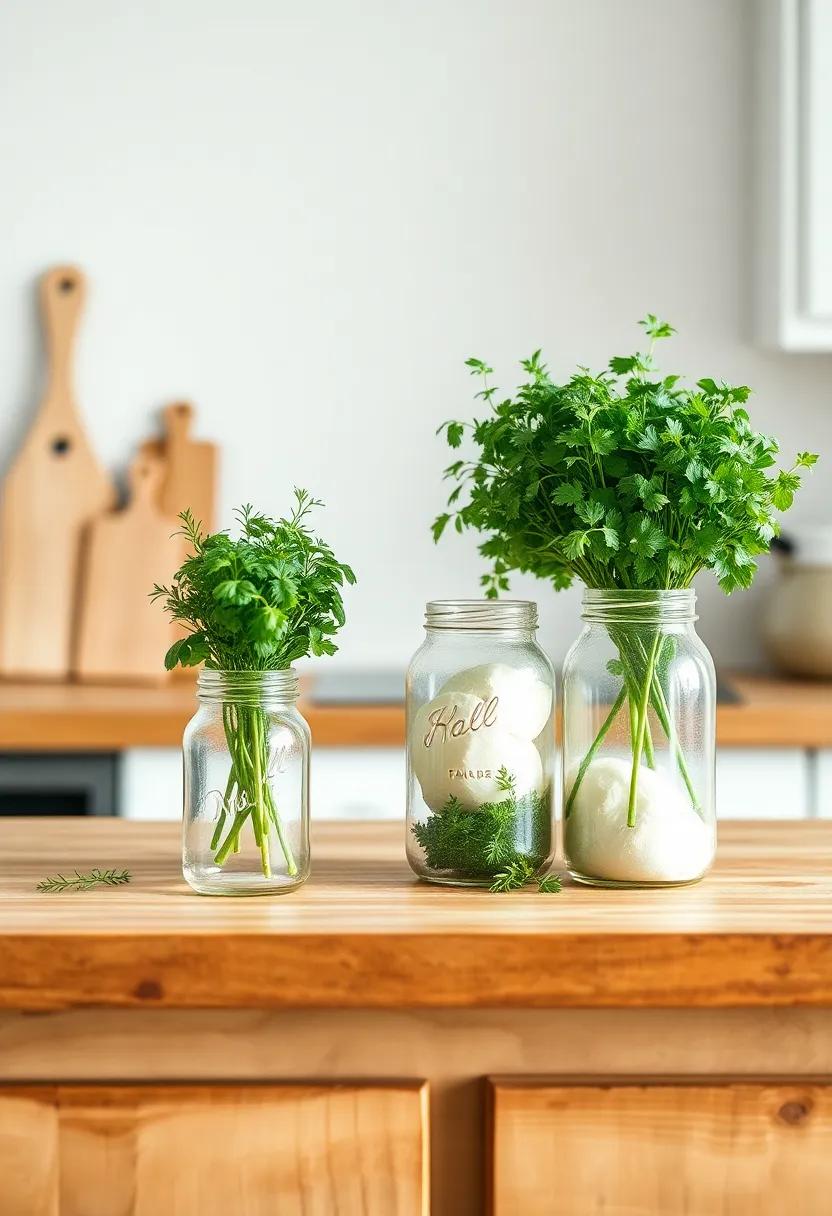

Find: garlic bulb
411;689;543;812
438;662;551;740
564;756;713;884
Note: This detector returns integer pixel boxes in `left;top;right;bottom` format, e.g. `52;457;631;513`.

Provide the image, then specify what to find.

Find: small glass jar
562;589;716;889
406;600;555;886
182;669;310;896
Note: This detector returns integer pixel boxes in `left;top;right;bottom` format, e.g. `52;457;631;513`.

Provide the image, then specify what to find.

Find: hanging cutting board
74;455;185;684
0;266;116;679
141;401;218;533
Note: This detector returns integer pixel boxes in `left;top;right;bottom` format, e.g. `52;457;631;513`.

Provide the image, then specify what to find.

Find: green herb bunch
153;489;355;672
433;319;817;830
434;316;816;596
412;767;557;893
153;490;354;880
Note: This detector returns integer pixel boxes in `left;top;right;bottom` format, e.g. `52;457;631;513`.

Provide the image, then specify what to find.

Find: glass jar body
406;602;556;887
562;590;716;888
182;671;310;896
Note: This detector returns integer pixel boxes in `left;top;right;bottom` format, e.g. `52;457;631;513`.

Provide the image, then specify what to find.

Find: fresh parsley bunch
434;316;816;596
153;489;355;672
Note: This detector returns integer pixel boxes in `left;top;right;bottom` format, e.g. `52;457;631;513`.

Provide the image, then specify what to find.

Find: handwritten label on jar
422;697;498;748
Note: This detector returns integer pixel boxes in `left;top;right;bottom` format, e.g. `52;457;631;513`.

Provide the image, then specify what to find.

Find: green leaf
551;482;583;506
432;513;451;542
575;500;604;526
537;874;563;894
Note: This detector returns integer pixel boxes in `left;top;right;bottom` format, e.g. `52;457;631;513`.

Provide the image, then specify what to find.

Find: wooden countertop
1;818;831;1011
0;672;831;750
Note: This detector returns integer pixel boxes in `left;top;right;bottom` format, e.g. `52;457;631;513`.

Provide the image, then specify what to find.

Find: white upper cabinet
756;0;832;349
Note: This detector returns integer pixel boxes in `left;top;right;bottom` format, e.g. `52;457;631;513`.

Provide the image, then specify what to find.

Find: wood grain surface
3;1005;832;1216
0;1082;428;1215
0;266;115;679
0;818;830;1010
489;1079;832;1215
0;671;830;750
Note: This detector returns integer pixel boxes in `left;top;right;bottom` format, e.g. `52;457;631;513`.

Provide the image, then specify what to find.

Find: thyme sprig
36;868;131;893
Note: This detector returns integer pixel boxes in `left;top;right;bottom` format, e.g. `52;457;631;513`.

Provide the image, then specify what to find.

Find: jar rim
197;667;300;704
581;588;697;623
425;599;538;631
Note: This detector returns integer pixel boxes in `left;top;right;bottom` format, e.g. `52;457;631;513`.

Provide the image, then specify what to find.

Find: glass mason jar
406;600;556;886
182;669;310;896
562;589;716;889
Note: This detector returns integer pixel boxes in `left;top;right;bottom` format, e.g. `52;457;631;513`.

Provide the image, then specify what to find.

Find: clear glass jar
406;600;555;886
182;669;310;896
562;589;716;889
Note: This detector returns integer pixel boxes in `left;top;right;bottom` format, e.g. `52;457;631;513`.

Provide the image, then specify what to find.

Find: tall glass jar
406;600;555;886
562;589;716;888
182;669;310;896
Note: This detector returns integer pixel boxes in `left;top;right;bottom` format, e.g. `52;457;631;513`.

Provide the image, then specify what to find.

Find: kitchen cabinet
489;1080;832;1215
715;747;808;818
0;819;831;1215
756;0;832;349
0;1083;428;1216
123;744;814;822
817;751;832;818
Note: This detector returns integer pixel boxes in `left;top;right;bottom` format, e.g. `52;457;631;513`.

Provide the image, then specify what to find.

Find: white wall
1;0;830;672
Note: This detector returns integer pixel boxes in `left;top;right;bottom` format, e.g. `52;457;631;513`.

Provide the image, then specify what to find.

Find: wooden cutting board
142;401;218;534
74;455;185;684
0;266;116;679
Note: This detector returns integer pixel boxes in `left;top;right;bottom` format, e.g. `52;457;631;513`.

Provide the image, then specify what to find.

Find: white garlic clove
564;756;714;884
412;687;543;812
439;662;552;740
410;691;484;796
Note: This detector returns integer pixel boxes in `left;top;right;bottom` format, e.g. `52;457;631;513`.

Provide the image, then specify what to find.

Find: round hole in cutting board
58;277;75;293
51;436;72;456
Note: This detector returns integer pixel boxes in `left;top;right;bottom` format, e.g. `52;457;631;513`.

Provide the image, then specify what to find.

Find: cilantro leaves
433;318;817;594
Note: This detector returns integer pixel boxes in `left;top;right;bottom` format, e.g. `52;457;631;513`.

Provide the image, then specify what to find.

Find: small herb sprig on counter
490;858;563;894
412;767;556;893
36;868;131;893
152;490;355;880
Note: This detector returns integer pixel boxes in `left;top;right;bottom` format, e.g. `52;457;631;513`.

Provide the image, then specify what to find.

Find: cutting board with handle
141;401;218;534
74;454;185;683
0;266;116;679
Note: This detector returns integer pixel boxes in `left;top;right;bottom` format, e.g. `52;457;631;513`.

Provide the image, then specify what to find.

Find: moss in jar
411;766;553;891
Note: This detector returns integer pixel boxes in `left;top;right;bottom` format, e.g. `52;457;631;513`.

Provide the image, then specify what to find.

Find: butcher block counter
1;818;832;1215
2;670;832;749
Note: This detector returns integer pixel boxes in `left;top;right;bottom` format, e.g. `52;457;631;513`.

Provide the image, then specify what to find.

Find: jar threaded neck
425;599;538;631
581;588;697;624
197;668;300;705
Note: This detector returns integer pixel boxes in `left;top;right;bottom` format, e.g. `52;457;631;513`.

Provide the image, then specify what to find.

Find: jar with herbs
152;489;355;897
406;600;555;890
182;668;310;895
562;588;716;887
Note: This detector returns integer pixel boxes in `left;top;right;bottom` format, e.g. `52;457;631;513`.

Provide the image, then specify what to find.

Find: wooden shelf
1;818;831;1010
0;672;831;750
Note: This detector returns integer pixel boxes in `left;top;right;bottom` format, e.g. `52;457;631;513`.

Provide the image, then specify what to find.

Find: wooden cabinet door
489;1079;832;1215
0;1082;428;1216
